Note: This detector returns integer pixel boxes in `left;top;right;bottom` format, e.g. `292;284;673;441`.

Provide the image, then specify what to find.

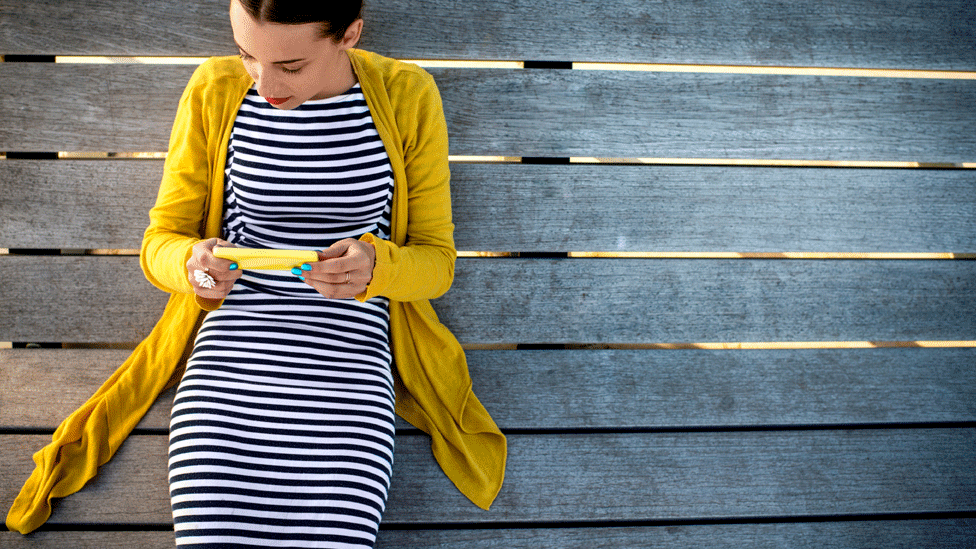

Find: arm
359;70;457;302
299;66;456;303
140;61;239;302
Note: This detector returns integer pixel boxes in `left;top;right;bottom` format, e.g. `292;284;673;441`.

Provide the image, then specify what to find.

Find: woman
6;0;506;545
147;0;503;547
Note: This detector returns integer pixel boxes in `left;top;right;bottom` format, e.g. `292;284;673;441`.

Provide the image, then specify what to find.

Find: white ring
344;272;350;284
194;269;216;289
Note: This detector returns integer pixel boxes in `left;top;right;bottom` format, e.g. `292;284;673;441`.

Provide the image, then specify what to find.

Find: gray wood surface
3;65;975;162
2;256;974;344
4;347;976;431
3;520;975;549
1;0;974;70
3;160;975;252
3;429;974;524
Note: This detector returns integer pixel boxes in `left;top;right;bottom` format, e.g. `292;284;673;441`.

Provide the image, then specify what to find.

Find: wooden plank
4;347;976;431
0;160;161;249
2;256;974;344
3;520;975;549
0;349;175;431
3;65;976;162
3;160;976;252
3;429;974;524
1;0;974;70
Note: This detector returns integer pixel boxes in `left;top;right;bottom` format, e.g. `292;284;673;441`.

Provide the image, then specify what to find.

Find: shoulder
184;56;252;97
349;49;439;100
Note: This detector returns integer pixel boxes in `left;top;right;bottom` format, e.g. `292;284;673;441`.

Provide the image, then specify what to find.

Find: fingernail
301;264;312;271
298;275;305;281
291;267;302;276
229;263;238;270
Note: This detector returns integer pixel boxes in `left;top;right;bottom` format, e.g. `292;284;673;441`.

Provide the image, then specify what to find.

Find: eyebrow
235;43;306;65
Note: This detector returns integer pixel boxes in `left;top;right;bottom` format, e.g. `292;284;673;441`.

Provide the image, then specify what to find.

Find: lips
265;96;292;106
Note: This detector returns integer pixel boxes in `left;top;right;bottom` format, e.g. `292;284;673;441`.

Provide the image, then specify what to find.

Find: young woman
7;0;505;546
143;1;506;547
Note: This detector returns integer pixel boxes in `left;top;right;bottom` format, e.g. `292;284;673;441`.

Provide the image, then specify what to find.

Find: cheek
240;60;260;82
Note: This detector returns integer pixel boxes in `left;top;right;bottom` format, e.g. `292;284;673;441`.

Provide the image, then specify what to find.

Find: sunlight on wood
456;251;516;258
448;155;522;163
58;152;167;159
573;62;976;80
457;341;976;350
56;56;208;64
570;157;976;169
49;56;976;81
568;252;968;260
402;60;524;69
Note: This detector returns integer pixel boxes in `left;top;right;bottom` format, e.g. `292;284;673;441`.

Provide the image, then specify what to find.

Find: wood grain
2;520;975;549
3;430;974;524
3;160;975;252
2;65;975;161
3;347;975;431
2;256;973;344
1;0;974;70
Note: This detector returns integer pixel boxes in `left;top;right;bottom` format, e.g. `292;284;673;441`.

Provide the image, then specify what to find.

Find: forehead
229;1;328;59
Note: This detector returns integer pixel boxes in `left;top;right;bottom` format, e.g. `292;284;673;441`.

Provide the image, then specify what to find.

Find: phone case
213;247;319;270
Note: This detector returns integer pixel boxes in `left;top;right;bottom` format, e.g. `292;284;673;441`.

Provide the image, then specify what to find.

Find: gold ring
344;272;350;284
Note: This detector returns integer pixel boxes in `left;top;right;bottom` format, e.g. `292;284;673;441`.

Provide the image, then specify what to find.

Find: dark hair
236;0;364;42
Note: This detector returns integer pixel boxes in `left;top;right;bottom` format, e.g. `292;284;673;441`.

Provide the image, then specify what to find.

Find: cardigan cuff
356;232;394;302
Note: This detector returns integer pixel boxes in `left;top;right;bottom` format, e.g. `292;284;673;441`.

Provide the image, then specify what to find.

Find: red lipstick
265;96;292;106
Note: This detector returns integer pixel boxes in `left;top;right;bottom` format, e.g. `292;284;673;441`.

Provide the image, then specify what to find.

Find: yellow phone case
213;247;319;270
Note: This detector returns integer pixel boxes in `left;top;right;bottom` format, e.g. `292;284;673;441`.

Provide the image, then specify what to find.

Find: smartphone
213;247;319;270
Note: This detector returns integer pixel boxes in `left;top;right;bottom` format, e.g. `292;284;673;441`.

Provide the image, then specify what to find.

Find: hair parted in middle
236;0;364;42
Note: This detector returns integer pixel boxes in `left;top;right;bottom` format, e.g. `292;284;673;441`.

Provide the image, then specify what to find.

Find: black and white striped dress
169;84;396;548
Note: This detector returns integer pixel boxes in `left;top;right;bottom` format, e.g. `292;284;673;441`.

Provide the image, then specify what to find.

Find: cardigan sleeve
358;67;457;303
140;63;216;295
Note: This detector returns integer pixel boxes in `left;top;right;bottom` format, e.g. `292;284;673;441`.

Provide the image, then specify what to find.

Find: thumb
317;240;353;260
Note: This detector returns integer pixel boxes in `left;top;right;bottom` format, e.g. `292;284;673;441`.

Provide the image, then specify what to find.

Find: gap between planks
4;341;976;351
37;56;976;80
2;250;974;260
2;153;973;168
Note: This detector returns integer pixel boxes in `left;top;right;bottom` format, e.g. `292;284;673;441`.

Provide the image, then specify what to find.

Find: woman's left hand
294;238;376;299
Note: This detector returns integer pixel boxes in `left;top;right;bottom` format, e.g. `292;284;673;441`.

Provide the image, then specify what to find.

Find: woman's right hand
186;238;243;300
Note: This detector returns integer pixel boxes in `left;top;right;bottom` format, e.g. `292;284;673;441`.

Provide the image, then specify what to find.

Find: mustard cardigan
7;49;506;535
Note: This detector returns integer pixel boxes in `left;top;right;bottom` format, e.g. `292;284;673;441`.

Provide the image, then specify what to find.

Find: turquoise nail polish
291;267;302;276
298;275;305;281
229;263;238;270
301;264;312;271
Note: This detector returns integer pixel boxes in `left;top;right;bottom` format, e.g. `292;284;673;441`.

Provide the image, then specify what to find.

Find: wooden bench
2;0;975;546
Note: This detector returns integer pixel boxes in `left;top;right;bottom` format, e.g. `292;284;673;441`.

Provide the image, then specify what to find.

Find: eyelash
238;52;303;74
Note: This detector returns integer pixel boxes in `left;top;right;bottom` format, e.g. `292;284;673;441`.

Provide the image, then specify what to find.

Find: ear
338;19;364;50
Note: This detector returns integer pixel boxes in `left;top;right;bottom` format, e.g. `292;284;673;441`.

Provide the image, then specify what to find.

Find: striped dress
168;84;396;548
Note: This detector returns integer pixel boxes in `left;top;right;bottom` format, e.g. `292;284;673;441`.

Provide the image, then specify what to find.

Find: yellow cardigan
7;50;506;535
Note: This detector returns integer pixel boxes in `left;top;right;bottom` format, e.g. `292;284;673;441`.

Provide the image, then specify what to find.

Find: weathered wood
4;347;976;431
3;160;976;252
0;349;176;430
3;65;976;162
2;256;974;344
0;160;161;249
3;520;975;549
1;0;974;70
3;429;974;524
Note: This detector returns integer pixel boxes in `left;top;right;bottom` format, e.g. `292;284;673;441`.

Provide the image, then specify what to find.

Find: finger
302;277;361;300
317;239;355;260
319;247;371;275
293;265;351;286
199;241;241;274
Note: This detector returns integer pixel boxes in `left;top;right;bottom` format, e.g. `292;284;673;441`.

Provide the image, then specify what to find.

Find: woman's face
229;1;363;109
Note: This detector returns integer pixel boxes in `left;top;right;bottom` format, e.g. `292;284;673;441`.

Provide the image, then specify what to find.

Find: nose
249;63;285;98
